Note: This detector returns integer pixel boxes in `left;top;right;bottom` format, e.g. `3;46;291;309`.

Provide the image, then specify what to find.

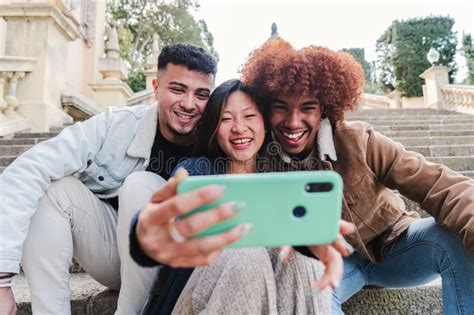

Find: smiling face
270;94;323;158
154;63;215;144
216;91;265;166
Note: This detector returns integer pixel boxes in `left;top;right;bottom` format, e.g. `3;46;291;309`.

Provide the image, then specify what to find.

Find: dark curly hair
241;38;365;121
158;43;217;76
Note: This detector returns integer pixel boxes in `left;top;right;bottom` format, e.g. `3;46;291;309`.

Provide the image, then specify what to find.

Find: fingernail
239;223;252;236
175;168;189;181
277;249;285;263
208;185;226;196
278;249;288;263
333;279;340;288
350;223;356;234
231;201;246;213
345;242;355;255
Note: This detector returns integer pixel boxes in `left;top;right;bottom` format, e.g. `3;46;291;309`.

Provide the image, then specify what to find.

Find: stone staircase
2;108;473;314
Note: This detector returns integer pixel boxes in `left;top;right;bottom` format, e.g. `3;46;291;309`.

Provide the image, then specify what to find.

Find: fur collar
279;118;338;163
127;104;158;162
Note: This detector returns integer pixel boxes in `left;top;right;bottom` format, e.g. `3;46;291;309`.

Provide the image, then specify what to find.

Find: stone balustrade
127;90;156;107
441;84;474;115
360;93;390;109
0;56;37;136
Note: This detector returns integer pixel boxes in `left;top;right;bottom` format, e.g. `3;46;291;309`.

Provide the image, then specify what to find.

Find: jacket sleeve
0;111;111;273
129;210;162;267
365;126;474;253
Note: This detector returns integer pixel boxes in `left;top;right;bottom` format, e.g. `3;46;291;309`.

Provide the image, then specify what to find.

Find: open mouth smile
173;110;197;123
230;137;253;150
281;130;308;145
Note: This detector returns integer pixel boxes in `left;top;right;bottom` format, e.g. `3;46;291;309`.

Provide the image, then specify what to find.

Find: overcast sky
193;0;474;84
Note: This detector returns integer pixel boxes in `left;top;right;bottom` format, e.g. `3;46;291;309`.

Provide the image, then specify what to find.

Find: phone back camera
305;182;333;193
293;206;306;218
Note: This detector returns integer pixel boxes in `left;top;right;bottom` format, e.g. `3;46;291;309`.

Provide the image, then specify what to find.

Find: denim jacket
0;104;159;273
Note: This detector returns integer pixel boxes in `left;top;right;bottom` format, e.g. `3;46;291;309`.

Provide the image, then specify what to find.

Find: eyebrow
301;101;319;106
169;81;210;94
223;106;254;114
196;88;211;94
168;81;187;89
273;100;319;106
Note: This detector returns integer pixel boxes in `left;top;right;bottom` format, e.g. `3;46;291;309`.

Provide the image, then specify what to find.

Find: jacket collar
279;118;338;163
317;118;338;161
127;104;158;161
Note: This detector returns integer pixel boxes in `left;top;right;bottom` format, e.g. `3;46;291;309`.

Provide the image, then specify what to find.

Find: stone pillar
419;66;450;110
0;17;6;55
4;71;25;117
0;3;80;131
144;34;160;91
89;21;133;111
0;75;7;121
387;90;402;109
0;57;36;135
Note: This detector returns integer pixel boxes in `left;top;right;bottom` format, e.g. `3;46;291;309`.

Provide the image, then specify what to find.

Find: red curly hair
241;38;365;121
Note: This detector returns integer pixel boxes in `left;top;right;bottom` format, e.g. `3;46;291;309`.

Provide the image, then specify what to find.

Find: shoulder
334;120;376;142
335;120;373;133
105;105;153;121
174;157;224;176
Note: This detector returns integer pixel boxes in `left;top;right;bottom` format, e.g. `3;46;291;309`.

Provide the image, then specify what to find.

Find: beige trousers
172;248;331;315
21;171;166;315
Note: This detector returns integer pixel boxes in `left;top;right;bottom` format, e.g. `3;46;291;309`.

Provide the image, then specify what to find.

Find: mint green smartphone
176;171;343;248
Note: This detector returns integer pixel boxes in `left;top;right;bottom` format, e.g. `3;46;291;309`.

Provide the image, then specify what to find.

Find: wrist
0;273;14;279
0;273;14;288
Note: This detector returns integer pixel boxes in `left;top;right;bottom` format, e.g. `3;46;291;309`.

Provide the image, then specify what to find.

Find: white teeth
283;131;305;139
231;138;251;144
175;112;193;119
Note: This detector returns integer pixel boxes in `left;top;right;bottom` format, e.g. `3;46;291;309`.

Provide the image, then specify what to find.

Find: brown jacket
327;121;474;262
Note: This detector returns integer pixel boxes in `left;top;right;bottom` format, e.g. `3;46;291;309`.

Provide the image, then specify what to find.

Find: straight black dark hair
158;43;217;76
193;79;270;158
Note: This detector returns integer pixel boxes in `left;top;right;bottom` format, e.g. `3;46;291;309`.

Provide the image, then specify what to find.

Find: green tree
376;16;457;97
106;0;218;92
462;32;474;84
341;48;372;83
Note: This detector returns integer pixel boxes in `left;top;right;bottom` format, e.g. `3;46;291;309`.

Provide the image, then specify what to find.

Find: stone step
12;273;116;315
382;130;474;138
352;108;455;115
349;118;474;126
0;156;16;167
461;170;474;178
347;114;473;121
0;138;48;145
342;279;442;314
392;136;474;147
12;273;441;315
374;124;474;132
427;156;474;171
0;145;32;156
406;144;474;157
14;132;59;139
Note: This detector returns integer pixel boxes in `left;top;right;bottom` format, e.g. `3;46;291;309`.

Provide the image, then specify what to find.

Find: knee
119;172;166;199
118;171;166;216
40;176;83;207
412;218;467;255
46;176;82;194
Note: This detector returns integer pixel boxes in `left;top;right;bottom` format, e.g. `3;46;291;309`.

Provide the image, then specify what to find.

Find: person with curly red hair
242;37;474;314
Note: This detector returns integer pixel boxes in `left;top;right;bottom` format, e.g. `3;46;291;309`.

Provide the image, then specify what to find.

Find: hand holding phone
177;171;343;248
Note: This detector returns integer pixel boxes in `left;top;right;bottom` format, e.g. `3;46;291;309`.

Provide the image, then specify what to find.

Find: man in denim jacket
0;43;234;314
